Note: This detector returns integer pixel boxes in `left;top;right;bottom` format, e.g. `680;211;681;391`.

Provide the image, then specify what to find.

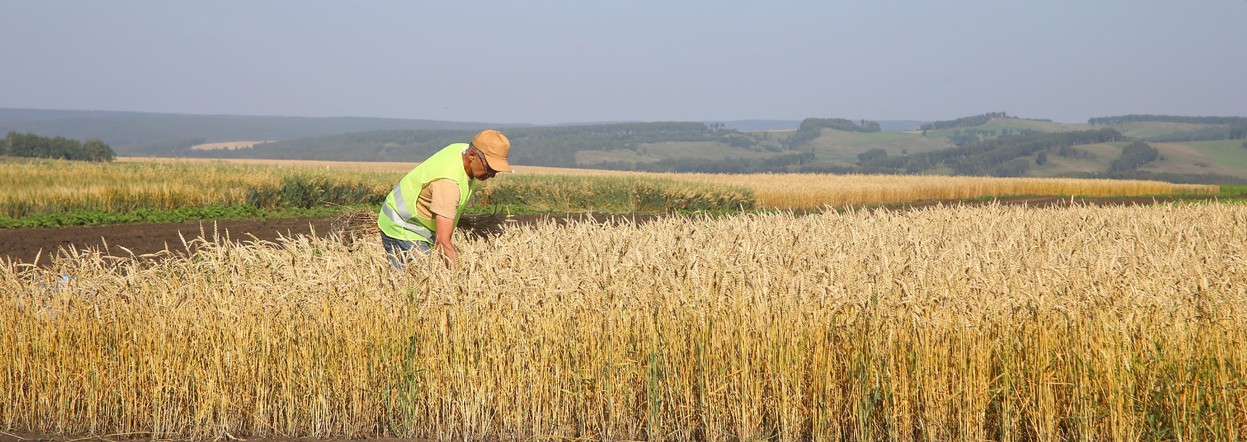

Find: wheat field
0;159;396;218
50;157;1219;212
3;202;1245;440
670;173;1216;209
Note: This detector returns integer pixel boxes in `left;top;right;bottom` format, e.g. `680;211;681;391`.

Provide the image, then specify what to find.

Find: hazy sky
3;1;1245;125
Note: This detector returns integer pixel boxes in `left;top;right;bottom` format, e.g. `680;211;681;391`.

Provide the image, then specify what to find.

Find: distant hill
6;108;1245;183
0;108;518;155
710;119;927;132
182;113;1247;182
864;114;1247;183
193;122;761;169
712;120;801;131
877;120;928;132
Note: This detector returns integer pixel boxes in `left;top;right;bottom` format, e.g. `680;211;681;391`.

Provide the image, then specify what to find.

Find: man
378;129;512;269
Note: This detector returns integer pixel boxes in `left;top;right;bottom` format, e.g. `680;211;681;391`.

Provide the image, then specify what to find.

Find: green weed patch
475;174;755;213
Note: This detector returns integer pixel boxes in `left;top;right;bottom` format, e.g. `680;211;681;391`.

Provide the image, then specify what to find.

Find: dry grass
3;203;1245;440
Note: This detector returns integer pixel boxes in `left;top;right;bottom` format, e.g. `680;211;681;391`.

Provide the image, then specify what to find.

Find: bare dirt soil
0;196;1218;267
1;216;339;267
0;212;661;267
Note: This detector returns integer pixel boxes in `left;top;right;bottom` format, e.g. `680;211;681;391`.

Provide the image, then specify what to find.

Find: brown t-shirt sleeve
425;179;461;220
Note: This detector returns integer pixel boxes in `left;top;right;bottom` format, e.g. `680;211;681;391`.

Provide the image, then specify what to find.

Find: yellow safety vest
377;143;474;243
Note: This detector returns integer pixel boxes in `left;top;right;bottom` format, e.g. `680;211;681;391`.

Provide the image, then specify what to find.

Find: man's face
470;149;498;181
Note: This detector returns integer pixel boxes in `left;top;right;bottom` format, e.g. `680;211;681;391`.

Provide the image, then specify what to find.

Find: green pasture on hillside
978;118;1088;133
921;119;1085;139
808;129;953;161
642;140;776;160
1025;142;1119;176
922;119;1212;142
1187;140;1247;170
575;140;777;166
1110;121;1222;139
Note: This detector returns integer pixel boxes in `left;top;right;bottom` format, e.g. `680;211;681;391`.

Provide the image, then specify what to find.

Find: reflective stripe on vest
381;204;433;240
390;183;416;221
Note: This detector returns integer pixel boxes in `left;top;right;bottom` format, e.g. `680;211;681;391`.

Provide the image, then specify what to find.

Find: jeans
381;232;431;270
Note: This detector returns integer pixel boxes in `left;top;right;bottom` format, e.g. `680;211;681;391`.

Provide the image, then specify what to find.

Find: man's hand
434;214;456;268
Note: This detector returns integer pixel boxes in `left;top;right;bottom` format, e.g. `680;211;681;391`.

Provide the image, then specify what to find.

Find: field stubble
2;203;1246;440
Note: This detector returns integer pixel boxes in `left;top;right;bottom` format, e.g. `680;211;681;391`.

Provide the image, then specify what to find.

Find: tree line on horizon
1087;114;1247;126
1090;114;1247;146
920;112;1015;132
1;131;115;162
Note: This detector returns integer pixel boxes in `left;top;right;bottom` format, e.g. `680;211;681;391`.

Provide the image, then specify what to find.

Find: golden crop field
498;165;1217;209
1;158;397;218
3;203;1245;440
3;157;1212;216
677;173;1215;209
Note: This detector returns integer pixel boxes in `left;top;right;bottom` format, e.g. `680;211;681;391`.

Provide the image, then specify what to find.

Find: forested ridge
1089;114;1247;145
195;119;877;174
855;129;1124;176
921;112;1015;131
1;131;115;162
186;113;1247;182
10;108;1247;183
1088;114;1247;126
194;122;748;167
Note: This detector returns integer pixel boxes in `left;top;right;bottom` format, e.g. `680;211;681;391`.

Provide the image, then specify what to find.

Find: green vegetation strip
475;174;755;213
246;175;386;210
1219;185;1247;196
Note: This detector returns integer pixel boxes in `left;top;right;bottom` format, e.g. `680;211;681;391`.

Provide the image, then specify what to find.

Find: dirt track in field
0;196;1221;267
0;212;661;267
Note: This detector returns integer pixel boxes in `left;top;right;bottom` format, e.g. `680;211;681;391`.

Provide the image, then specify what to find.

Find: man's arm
434;214;456;267
424;179;461;268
